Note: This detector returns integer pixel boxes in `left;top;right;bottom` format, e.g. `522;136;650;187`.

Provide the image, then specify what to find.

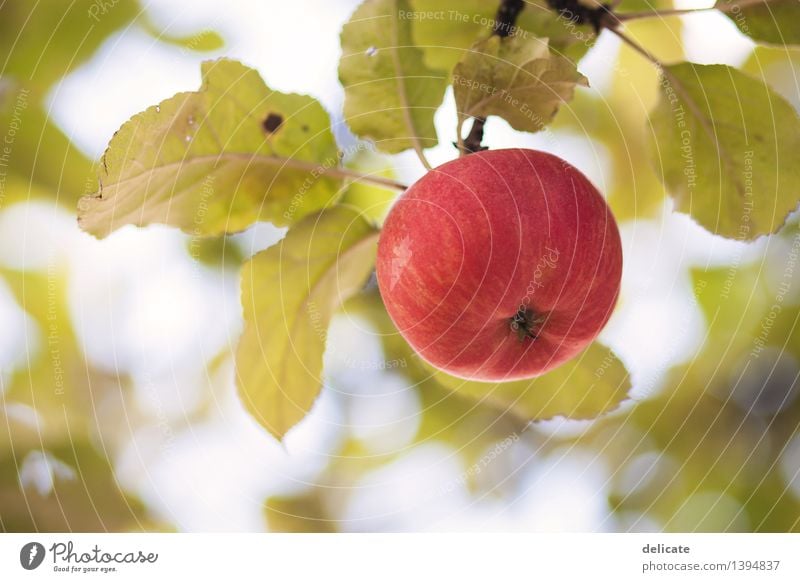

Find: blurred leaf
186;235;245;268
78;58;343;238
587;258;800;532
0;0;140;90
649;63;800;239
139;20;225;52
339;151;399;224
349;289;630;426
607;18;682;220
237;206;379;439
0;269;112;446
339;0;448;154
265;490;335;532
426;342;631;421
453;35;586;135
408;0;595;73
552;17;684;222
741;45;800;110
0;442;151;532
344;290;528;464
0;268;150;532
0;85;95;202
718;0;800;46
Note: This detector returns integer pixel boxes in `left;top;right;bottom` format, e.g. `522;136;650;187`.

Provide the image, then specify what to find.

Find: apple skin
376;148;622;381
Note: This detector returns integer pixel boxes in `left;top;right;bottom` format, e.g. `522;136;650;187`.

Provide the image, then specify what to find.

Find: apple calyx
510;307;545;342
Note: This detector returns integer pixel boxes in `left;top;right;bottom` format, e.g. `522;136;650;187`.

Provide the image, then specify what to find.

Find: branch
493;0;525;37
616;7;715;22
607;27;664;69
546;0;619;33
322;164;408;190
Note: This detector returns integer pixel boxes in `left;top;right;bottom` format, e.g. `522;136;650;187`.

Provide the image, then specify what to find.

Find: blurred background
1;0;800;532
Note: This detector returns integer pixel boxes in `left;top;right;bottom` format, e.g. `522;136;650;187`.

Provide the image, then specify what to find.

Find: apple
376;148;622;381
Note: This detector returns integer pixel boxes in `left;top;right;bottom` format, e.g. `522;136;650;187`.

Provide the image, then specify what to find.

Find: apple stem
509;307;544;342
458;117;489;155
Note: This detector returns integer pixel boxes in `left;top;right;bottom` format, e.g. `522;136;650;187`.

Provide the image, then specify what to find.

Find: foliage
3;0;800;533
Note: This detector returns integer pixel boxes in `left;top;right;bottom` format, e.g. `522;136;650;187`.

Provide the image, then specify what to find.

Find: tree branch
493;0;525;37
546;0;619;33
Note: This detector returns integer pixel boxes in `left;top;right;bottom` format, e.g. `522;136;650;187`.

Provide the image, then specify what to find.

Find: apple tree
3;0;800;532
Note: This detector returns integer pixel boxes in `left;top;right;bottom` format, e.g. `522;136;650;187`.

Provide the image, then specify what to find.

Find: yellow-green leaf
265;490;335;532
139;20;225;52
339;151;399;224
0;84;95;202
425;342;631;421
649;63;800;239
409;0;595;73
717;0;800;46
339;0;448;154
453;35;587;134
79;59;343;238
0;0;139;90
236;206;379;439
0;442;153;532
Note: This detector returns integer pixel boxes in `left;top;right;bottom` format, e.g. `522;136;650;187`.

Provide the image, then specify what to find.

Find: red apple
376;148;622;381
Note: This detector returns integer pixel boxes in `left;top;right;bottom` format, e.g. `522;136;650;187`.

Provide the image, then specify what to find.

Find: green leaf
453;35;587;134
236;206;379;439
425;342;631;422
139;20;225;52
0;0;140;90
339;151;399;224
265;490;335;532
408;0;595;73
339;0;448;154
78;58;344;238
0;442;154;532
552;17;685;222
718;0;800;46
741;45;800;109
0;84;95;203
0;269;106;446
649;63;800;239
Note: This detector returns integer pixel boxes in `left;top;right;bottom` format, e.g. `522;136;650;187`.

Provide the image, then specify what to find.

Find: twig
321;164;408;190
616;7;715;22
493;0;525;37
546;0;619;33
607;26;664;69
